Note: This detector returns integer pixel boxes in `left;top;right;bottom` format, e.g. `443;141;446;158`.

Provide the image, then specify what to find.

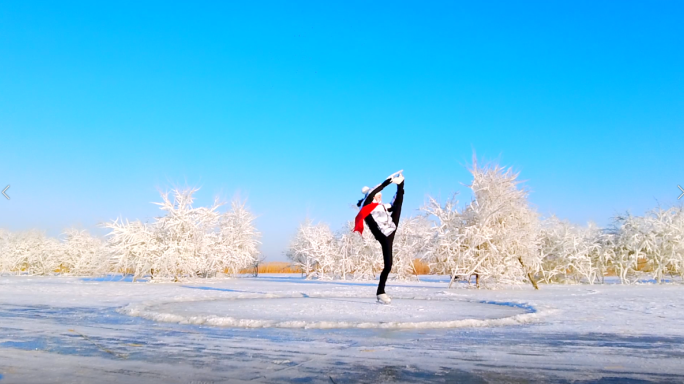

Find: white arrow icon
2;185;9;200
679;185;684;200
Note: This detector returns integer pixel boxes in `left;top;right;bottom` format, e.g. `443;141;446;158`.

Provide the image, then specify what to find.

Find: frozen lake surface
0;274;683;383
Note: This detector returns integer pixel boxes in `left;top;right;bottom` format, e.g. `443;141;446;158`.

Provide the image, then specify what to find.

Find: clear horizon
1;1;682;261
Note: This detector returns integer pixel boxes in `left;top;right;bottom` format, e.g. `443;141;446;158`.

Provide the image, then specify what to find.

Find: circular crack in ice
121;297;540;329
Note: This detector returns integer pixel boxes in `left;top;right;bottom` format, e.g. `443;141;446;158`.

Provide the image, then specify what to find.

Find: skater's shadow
180;286;268;295
254;275;377;287
81;274;149;283
305;297;379;306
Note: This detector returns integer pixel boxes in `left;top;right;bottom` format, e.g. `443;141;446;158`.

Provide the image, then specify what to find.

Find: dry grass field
239;262;304;275
242;258;665;278
29;258;659;279
411;259;431;275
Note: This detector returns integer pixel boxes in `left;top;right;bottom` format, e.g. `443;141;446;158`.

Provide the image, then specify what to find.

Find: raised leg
390;181;405;226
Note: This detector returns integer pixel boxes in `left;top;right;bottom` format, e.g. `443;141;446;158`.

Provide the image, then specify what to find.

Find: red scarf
353;203;378;235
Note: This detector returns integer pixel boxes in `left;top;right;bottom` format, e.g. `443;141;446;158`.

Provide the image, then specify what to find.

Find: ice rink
0;274;683;383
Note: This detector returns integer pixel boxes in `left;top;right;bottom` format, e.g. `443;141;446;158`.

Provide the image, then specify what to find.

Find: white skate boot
387;170;404;183
377;293;392;304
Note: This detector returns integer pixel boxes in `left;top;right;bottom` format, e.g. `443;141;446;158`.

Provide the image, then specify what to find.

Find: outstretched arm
358;178;392;208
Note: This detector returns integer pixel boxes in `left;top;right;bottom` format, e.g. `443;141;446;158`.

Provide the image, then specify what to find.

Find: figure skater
354;171;405;304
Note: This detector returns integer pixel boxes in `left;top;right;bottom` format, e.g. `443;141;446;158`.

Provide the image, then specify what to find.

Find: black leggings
375;182;404;295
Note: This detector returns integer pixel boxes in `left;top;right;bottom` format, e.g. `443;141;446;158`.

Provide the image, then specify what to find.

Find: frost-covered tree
590;228;615;284
422;162;541;288
105;188;261;281
286;220;340;279
611;213;648;284
214;201;262;276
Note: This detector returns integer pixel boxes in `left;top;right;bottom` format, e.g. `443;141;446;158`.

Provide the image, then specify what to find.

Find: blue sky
1;1;682;260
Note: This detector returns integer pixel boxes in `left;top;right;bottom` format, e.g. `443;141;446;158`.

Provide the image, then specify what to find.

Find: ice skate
377;293;392;304
387;169;403;180
391;173;404;184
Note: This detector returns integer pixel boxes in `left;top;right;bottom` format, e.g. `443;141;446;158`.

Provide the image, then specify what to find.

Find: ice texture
0;274;683;383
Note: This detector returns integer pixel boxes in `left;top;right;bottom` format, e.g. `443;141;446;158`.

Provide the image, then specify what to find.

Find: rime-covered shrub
0;230;62;275
611;207;684;284
286;220;381;280
390;216;434;279
105;188;261;281
58;228;109;275
0;229;9;272
422;163;541;288
0;228;108;275
418;196;462;278
337;221;382;280
538;217;608;284
286;217;430;281
535;210;684;285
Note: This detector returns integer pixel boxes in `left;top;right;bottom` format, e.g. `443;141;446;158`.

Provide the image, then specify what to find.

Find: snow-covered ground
0;274;683;383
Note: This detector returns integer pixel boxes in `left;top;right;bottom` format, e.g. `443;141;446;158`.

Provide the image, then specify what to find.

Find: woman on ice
354;171;405;304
